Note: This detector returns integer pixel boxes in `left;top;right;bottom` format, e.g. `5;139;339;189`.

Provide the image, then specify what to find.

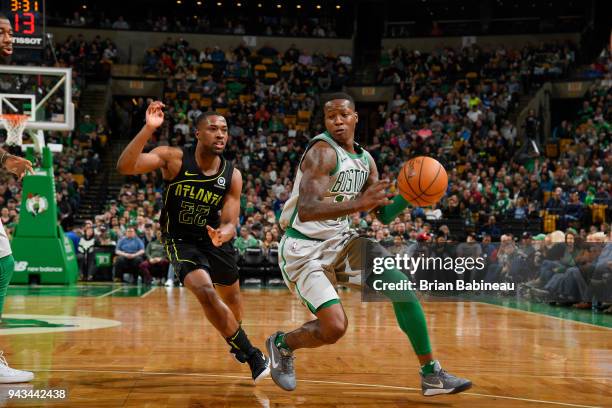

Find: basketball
397;156;448;207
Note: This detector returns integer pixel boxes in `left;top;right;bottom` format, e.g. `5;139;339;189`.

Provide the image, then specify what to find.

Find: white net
0;114;29;146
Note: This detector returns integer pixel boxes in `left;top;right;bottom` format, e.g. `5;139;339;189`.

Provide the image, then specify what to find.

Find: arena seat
560;139;573;153
73;174;85;187
264;72;278;85
297;110;312;121
546;143;559;158
239;248;267;285
283;115;297;126
543;211;559;233
201;98;212;108
590;204;607;224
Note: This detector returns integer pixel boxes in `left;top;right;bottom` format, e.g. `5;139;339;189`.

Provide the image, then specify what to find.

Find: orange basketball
397;156;448;207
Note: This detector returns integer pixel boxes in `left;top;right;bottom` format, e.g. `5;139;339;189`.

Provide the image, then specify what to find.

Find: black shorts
163;237;238;286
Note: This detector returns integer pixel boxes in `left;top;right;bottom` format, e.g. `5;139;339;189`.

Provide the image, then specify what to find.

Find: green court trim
478;297;612;329
6;284;155;298
315;298;341;313
7;283;610;329
294;284;317;314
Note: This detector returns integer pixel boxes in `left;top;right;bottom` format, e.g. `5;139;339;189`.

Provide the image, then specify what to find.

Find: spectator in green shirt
139;230;169;285
233;226;261;255
494;190;511;214
584;187;596;205
77;114;96;145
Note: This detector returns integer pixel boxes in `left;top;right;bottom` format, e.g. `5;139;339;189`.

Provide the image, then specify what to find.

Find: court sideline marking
140;287;157;298
29;368;603;408
478;302;612;330
97;287;124;298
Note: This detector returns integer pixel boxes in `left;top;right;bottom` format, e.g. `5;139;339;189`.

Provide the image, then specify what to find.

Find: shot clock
2;0;45;49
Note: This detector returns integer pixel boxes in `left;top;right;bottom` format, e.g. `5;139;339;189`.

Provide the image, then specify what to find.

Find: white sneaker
0;352;34;383
164;278;174;287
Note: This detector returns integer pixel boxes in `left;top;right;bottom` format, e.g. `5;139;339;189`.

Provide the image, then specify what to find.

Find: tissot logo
12;37;43;46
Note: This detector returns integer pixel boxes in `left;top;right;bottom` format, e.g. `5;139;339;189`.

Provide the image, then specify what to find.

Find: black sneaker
230;347;248;364
247;348;271;384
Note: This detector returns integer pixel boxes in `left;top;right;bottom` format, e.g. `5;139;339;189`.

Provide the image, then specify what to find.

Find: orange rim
0;114;29;125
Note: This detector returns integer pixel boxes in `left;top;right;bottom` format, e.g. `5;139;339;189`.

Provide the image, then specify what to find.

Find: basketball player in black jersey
117;101;270;383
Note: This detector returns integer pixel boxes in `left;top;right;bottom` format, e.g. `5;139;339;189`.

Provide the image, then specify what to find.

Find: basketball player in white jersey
0;13;36;383
266;93;471;396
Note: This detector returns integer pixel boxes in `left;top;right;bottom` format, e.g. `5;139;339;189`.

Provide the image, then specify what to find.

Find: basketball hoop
0;114;29;146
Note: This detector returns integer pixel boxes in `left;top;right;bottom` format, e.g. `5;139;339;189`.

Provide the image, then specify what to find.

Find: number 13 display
4;0;45;48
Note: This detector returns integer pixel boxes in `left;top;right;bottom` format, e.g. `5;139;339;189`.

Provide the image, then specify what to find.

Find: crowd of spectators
391;228;612;312
53;34;120;79
518;230;611;312
379;42;576;93
5;37;605;315
53;11;347;38
140;38;351;140
365;42;610;237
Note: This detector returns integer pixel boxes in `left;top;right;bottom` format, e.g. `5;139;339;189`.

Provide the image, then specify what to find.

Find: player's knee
188;282;218;307
320;315;348;344
223;291;241;307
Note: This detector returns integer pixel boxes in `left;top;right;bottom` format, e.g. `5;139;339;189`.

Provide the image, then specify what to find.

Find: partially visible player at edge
0;12;36;384
266;93;472;396
117;101;270;383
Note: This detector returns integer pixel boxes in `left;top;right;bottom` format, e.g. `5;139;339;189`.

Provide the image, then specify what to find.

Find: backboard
0;65;75;132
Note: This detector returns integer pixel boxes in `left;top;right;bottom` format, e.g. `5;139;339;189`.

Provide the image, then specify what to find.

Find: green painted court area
480;297;612;329
7;284;152;298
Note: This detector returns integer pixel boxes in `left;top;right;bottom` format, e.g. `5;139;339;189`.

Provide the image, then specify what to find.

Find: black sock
226;326;256;357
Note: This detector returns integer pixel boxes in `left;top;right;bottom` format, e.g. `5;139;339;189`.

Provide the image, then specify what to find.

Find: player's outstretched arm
298;142;392;222
116;101;175;176
207;168;243;247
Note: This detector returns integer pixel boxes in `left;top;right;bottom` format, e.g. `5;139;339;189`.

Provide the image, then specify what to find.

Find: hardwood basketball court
1;285;610;407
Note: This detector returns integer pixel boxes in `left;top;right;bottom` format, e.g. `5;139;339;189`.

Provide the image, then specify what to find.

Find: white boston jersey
280;132;370;241
0;220;12;257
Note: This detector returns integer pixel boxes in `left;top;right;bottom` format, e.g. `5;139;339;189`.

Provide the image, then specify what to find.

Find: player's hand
206;225;226;247
357;180;392;212
4;155;34;180
145;101;165;130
